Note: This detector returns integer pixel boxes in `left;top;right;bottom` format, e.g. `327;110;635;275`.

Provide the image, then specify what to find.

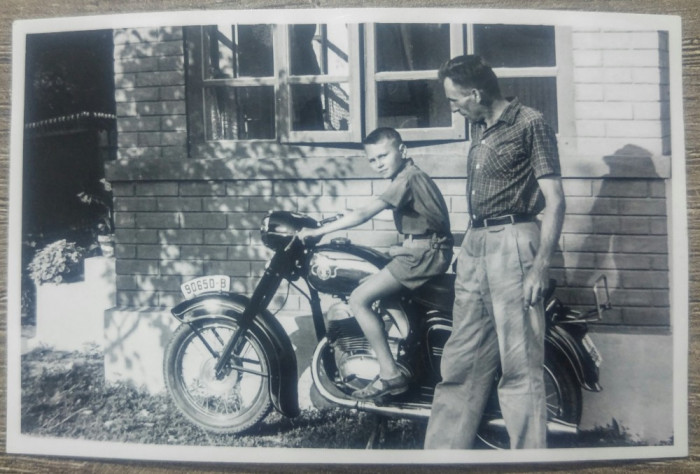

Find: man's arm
524;176;566;307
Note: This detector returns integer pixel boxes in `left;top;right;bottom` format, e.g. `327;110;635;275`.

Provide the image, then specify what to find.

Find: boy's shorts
385;235;453;290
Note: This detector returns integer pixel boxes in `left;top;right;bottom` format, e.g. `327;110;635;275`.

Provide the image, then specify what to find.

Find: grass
20;347;658;450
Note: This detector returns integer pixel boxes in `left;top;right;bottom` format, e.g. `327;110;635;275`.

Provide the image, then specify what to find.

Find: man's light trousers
424;221;547;449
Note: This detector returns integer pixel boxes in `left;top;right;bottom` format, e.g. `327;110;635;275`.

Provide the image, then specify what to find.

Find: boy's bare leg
349;267;405;379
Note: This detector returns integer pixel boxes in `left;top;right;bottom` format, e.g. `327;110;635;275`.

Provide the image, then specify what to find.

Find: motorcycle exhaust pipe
311;339;578;437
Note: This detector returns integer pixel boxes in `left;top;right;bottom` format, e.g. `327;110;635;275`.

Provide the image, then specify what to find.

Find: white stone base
103;307;319;410
33;257;115;352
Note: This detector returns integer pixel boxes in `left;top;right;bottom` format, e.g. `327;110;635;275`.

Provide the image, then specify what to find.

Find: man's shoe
352;374;408;400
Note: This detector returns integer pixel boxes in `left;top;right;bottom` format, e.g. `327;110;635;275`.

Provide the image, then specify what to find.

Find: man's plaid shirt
467;98;561;223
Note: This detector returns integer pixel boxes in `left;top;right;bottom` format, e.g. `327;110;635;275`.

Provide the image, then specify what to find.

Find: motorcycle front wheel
163;318;272;434
475;354;582;449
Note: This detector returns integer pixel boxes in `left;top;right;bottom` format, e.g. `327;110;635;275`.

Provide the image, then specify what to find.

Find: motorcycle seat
411;273;456;313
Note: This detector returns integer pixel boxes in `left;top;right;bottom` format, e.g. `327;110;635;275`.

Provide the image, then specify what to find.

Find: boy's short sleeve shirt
379;159;452;236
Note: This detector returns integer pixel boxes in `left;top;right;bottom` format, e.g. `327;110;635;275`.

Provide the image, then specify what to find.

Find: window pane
204;25;274;79
291;83;350;131
499;77;558;132
289;24;349;76
204;86;275;140
377;80;452;129
474;25;555;68
376;24;450;72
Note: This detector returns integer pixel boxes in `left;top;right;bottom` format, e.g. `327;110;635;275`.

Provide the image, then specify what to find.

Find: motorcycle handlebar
318;213;344;226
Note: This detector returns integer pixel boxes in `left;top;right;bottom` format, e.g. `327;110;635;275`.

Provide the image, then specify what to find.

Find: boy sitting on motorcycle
297;127;453;400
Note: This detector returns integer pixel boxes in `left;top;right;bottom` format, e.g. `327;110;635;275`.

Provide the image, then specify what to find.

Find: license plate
180;275;231;300
582;334;603;367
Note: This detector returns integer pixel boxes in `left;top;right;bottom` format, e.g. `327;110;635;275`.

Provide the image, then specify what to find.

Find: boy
297;127;453;400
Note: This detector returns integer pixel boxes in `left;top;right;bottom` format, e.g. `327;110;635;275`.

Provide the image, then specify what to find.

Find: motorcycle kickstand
365;414;388;449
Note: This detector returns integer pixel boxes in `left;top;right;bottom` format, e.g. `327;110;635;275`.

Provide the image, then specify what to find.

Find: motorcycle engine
323;302;407;391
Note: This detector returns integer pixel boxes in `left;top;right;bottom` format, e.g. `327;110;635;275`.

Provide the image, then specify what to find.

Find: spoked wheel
164;318;272;434
476;355;582;449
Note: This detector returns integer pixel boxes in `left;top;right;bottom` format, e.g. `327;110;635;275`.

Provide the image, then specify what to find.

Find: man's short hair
438;55;501;103
363;127;403;147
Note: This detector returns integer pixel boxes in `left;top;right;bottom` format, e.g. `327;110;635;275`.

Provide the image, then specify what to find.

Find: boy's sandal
352;373;408;400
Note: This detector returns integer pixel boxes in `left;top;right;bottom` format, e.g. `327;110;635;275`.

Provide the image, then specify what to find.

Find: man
424;55;566;450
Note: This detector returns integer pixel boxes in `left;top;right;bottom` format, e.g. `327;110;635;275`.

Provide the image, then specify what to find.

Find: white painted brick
450;196;468;213
574;68;605;84
606;120;663;138
573;31;659;51
633;102;664;121
576;120;606;137
298;195;344;213
573;50;603;67
604;68;634;84
576;137;664;157
572;32;599;50
632;68;666;84
575;84;604;101
562;179;592;196
433;178;467;196
604;84;662;102
575;102;634;120
605;32;660;50
603;50;661;68
331;180;373;196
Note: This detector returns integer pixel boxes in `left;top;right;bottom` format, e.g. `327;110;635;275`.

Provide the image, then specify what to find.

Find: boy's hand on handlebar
296;227;319;244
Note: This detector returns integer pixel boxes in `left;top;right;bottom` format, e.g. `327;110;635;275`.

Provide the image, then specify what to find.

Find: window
185;24;361;148
471;24;559;132
186;23;567;151
365;24;466;141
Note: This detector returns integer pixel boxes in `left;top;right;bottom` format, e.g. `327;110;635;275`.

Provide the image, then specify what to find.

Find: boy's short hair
363;127;403;147
438;55;501;104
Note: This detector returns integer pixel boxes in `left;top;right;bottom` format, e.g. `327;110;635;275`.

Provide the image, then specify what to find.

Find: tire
163;318;272;434
476;354;582;449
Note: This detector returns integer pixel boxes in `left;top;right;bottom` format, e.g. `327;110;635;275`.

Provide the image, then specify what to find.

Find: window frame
364;23;467;142
185;23;573;153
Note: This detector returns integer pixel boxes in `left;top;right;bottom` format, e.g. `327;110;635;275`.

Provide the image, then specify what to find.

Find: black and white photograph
6;7;688;465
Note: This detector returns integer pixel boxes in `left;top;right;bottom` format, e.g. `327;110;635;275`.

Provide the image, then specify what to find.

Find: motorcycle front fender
545;324;601;392
171;293;300;418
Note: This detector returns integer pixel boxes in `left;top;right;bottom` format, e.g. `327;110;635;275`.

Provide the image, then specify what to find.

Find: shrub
28;239;85;285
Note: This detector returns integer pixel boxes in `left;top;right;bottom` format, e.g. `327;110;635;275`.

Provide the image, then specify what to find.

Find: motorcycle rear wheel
163;318;272;434
476;354;582;449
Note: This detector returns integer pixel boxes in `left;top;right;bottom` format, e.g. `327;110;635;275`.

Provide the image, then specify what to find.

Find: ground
20;346;650;450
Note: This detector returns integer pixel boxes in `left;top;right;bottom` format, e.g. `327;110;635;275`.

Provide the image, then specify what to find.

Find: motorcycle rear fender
171;293;300;418
545;325;602;392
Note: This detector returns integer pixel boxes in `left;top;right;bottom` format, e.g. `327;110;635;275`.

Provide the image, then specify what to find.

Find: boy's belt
471;214;533;229
403;233;453;249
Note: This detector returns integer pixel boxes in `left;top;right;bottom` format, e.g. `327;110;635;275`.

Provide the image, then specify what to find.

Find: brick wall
113;27;187;161
572;28;670;157
111;174;668;327
107;26;672;329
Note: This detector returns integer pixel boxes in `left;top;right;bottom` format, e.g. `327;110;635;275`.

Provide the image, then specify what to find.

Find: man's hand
525;176;565;309
523;264;548;308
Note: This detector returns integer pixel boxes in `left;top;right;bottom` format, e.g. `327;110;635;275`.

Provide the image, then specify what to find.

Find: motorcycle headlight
260;211;318;251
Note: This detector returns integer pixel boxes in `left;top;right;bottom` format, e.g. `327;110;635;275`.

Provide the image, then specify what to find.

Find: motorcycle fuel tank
307;246;384;296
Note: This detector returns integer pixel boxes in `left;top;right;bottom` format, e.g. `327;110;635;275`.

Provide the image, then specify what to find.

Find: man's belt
471;214;533;229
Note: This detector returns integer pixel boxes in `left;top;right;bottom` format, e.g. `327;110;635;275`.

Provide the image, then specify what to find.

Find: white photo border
6;7;689;465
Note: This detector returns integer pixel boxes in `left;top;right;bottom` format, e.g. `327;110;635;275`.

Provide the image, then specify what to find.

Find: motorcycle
164;210;610;448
